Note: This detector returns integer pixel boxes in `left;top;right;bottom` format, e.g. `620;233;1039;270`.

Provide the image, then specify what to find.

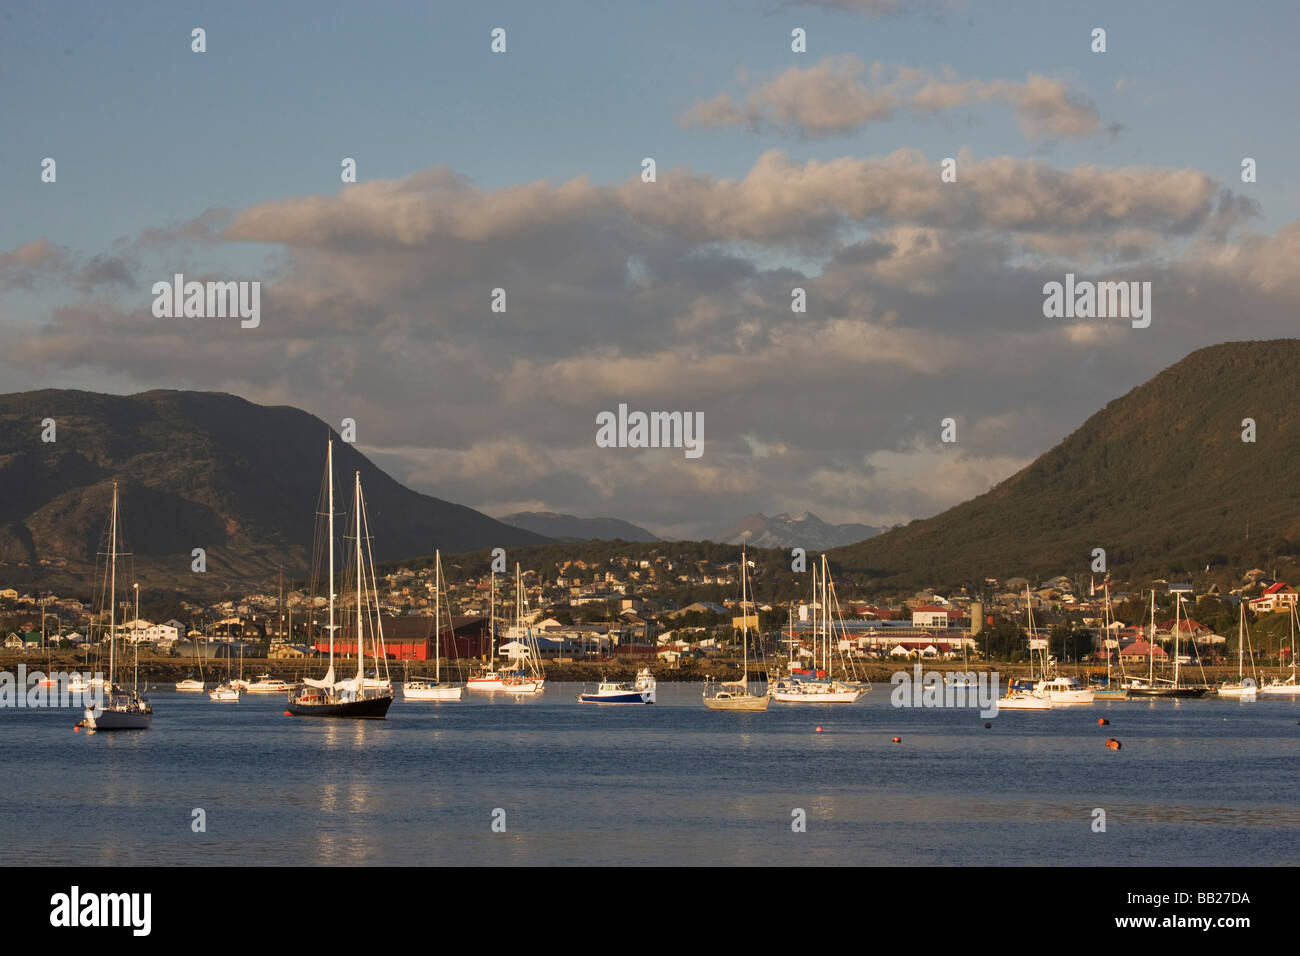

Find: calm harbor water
2;682;1297;866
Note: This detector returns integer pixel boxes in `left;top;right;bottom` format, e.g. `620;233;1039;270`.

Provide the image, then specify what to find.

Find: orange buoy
815;725;823;733
891;736;902;743
284;710;293;717
74;726;80;733
1105;738;1121;751
1098;718;1109;726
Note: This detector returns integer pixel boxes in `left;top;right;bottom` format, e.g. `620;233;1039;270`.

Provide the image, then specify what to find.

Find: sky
4;0;1300;539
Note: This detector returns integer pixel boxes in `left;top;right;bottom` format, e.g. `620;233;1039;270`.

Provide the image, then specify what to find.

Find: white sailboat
770;555;866;703
466;569;506;692
1260;603;1300;697
79;482;152;732
403;549;464;701
210;636;241;702
176;619;206;691
1092;583;1128;699
997;586;1053;711
704;545;769;711
501;563;545;694
1217;603;1258;700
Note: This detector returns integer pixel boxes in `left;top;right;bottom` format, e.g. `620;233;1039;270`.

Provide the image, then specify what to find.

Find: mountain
828;340;1300;588
499;511;659;542
711;512;886;550
0;389;548;594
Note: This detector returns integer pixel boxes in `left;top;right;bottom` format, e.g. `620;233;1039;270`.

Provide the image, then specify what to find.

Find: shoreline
0;652;1274;685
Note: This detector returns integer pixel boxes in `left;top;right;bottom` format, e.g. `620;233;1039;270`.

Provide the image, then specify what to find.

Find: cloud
0;238;137;292
2;150;1287;540
680;57;1105;141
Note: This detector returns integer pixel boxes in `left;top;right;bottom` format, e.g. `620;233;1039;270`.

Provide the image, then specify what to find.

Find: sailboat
79;482;152;731
466;570;507;692
770;555;866;703
286;442;394;719
176;621;206;691
997;587;1053;711
1092;583;1128;700
1260;603;1300;697
1126;590;1209;698
704;545;769;711
209;635;241;702
501;563;545;694
403;549;464;700
1217;603;1258;700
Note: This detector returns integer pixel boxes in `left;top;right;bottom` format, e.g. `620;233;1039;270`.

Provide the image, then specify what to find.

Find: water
2;683;1297;866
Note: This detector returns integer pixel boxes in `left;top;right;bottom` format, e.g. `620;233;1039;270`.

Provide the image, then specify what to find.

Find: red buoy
283;710;293;717
1105;738;1121;751
816;725;823;733
1098;718;1109;726
891;736;902;743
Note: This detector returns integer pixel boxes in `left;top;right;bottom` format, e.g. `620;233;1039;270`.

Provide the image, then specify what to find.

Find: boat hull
1092;689;1128;700
1126;687;1209;698
997;695;1052;711
286;695;394;718
770;688;864;703
704;694;770;711
578;691;653;704
82;707;152;731
403;683;464;701
1259;682;1300;697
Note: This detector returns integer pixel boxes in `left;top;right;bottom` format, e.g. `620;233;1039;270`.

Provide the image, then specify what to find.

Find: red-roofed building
1250;582;1298;614
1120;640;1168;664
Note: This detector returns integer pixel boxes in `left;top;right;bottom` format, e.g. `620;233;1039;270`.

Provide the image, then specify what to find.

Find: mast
326;440;336;682
740;545;749;692
1148;590;1156;686
816;554;826;671
434;549;441;684
489;569;496;665
108;481;118;688
133;582;140;692
1238;603;1246;682
1173;592;1182;688
355;470;364;684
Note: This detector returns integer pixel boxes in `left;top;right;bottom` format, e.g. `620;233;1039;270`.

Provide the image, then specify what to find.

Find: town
3;544;1296;674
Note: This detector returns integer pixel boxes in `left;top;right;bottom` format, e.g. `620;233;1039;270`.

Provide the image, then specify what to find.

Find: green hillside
829;340;1300;588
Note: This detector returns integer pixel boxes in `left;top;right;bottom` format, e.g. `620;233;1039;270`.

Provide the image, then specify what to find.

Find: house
1249;582;1298;614
1120;640;1167;664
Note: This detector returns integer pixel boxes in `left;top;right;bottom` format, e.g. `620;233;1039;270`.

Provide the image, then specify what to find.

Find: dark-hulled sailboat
1126;589;1209;698
79;482;153;731
287;441;393;719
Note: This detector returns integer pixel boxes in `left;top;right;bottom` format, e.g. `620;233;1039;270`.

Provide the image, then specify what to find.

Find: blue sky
7;0;1299;253
4;0;1300;537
